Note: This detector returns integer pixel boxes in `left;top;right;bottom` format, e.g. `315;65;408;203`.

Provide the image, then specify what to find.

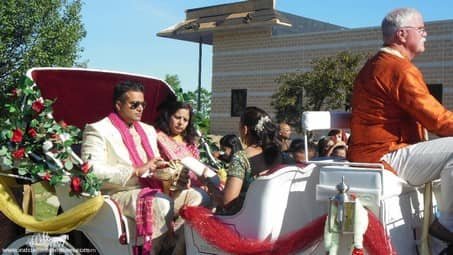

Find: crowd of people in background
219;125;349;166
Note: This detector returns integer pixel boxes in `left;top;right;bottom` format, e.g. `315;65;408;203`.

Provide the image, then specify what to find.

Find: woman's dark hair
220;134;243;154
240;107;280;165
317;136;334;157
155;100;197;144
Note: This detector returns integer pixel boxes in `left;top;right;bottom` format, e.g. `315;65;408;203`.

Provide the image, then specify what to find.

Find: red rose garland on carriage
0;77;103;196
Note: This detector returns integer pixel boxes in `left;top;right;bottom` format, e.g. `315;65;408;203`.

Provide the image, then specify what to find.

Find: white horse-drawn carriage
2;68;439;254
184;111;435;255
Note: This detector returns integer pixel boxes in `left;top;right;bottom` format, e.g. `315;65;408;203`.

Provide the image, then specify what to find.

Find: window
428;84;443;104
231;89;247;117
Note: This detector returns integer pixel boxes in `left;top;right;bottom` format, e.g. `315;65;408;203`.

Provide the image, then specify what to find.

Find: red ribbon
181;206;396;255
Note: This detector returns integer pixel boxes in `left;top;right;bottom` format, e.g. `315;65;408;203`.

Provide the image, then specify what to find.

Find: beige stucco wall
210;20;453;135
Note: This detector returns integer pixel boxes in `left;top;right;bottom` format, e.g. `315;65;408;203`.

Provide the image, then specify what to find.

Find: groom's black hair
113;80;144;106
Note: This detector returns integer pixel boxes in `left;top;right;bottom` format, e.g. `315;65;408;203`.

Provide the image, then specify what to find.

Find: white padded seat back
316;165;408;209
302;111;351;131
221;165;307;240
184;164;327;255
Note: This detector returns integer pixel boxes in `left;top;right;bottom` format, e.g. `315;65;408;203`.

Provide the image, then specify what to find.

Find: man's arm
81;124;133;186
393;67;453;136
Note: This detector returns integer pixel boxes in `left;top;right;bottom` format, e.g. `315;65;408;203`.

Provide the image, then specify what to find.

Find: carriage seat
301;111;414;206
303;111;429;254
184;164;321;254
315;164;412;210
55;185;133;255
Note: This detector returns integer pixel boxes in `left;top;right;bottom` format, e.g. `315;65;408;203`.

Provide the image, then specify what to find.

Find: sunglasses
129;101;147;110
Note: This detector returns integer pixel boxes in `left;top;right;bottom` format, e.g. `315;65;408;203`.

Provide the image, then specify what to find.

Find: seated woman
215;107;282;215
155;101;199;162
219;134;243;164
154;101;207;187
152;100;209;254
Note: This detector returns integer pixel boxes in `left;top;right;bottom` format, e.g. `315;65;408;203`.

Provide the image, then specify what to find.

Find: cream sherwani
81;117;173;240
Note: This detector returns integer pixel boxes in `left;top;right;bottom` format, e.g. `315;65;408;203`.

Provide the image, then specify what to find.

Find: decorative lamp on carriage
327;176;356;233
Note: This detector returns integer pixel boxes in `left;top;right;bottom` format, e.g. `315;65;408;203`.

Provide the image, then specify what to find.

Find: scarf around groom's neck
108;112;155;167
108;113;160;255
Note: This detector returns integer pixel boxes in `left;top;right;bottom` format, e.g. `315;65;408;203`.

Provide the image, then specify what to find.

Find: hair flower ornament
255;116;271;132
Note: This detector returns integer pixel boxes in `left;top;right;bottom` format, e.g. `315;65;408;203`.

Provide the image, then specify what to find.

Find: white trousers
382;137;453;230
112;187;206;255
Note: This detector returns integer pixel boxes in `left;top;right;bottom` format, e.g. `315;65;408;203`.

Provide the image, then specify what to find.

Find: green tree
165;74;183;98
271;51;366;130
164;74;212;133
184;88;212;132
0;0;86;99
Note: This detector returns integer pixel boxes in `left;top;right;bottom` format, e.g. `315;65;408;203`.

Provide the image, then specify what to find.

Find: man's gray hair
381;8;421;44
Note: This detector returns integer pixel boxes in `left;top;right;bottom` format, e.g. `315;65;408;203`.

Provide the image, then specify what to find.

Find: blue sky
80;0;452;92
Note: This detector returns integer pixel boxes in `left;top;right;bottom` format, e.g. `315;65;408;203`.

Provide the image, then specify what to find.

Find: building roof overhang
157;0;291;45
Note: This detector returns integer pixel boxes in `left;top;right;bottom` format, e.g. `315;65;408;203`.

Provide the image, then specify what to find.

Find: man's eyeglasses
400;26;426;34
129;101;147;110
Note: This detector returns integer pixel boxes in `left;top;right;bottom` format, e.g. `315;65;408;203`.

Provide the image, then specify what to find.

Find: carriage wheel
3;233;80;255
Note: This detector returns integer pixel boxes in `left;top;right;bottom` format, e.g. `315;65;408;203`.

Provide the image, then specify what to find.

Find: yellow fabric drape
0;177;103;234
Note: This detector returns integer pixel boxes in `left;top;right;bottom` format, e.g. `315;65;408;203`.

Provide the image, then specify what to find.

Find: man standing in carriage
81;80;204;254
348;7;453;244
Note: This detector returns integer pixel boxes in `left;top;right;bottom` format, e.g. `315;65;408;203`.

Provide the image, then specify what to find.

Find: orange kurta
348;50;453;163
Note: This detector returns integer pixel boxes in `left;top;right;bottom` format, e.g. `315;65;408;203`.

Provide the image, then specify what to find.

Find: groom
81;80;203;255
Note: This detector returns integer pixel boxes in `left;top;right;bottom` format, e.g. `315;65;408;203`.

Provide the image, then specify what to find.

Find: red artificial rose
11;88;18;97
81;162;91;174
50;133;59;140
71;177;82;193
58;120;68;129
27;128;38;138
31;100;45;113
12;148;26;159
42;173;52;182
11;129;23;143
352;248;364;255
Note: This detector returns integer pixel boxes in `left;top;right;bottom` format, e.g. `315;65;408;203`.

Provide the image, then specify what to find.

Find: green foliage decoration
0;77;103;196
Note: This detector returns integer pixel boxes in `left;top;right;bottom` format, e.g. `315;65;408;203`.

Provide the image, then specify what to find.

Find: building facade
159;0;453;134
